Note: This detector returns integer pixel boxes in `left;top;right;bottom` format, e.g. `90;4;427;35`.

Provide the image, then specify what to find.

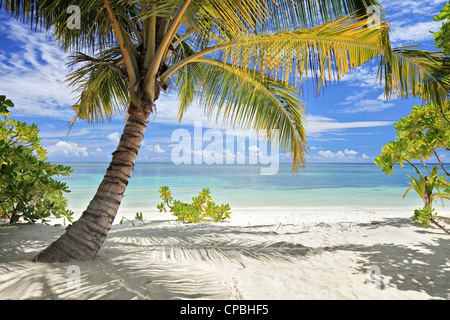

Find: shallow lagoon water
60;163;429;212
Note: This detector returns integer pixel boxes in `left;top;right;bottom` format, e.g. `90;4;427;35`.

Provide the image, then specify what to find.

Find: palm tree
2;0;449;263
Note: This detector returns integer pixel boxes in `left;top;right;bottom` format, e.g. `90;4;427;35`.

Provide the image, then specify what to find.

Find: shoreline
65;205;450;226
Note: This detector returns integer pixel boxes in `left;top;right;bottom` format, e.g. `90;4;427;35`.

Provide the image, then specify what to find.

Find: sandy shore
0;208;449;300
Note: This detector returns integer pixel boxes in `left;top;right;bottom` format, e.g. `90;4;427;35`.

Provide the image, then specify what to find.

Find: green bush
157;185;231;224
0;95;74;224
414;205;437;227
375;101;450;234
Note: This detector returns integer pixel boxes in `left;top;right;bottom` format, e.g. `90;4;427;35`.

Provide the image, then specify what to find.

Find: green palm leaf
379;46;450;105
176;57;307;170
66;47;130;124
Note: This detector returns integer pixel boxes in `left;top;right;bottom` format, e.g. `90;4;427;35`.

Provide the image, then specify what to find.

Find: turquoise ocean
59;163;439;213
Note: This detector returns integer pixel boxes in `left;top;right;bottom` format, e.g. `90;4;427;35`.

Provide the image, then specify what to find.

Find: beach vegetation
158;185;231;223
119;212;145;226
375;101;450;234
0;95;74;225
3;1;450;262
431;1;450;55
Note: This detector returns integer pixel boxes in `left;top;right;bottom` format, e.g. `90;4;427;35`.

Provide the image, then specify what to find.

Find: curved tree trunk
33;102;153;263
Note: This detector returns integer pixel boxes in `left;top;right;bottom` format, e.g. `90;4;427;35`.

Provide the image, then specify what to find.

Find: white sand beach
0;208;449;300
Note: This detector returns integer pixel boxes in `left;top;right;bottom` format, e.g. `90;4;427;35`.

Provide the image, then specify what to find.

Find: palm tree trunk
33;101;153;263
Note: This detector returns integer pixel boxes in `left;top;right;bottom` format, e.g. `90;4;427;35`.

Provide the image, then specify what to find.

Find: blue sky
0;0;448;165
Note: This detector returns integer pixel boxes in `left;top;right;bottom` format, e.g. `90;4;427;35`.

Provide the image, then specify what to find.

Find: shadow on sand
0;218;448;299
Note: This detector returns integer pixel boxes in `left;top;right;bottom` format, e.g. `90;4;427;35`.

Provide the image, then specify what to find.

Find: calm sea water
59;163;433;212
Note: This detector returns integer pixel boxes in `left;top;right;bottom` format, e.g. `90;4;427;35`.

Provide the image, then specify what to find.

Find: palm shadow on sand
0;218;448;299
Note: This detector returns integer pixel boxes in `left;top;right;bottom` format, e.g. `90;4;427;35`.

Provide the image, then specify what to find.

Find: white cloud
375;0;446;45
154;145;165;153
39;127;91;138
306;115;394;136
378;0;447;18
318;149;357;158
344;149;358;156
338;90;371;105
147;144;165;153
47;141;88;157
336;89;396;114
390;21;442;44
315;149;370;162
337;99;395;114
340;66;381;88
107;132;121;144
318;150;345;158
0;19;76;119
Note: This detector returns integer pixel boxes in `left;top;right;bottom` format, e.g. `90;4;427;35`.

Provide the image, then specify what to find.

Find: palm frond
164;15;388;95
176;58;307;170
379;47;450;105
258;0;383;30
1;0;141;52
66;48;130;125
176;0;382;57
165;14;450;104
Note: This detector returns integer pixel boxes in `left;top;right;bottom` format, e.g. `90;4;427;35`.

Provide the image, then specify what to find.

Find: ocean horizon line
53;161;450;166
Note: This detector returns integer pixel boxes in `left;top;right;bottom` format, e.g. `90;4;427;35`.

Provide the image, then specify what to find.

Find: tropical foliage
119;211;145;226
158;185;231;223
375;101;450;233
0;95;74;224
431;1;450;55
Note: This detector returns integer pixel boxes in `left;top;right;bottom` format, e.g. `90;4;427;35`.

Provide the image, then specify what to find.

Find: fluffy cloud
340;66;381;88
376;0;446;45
378;0;447;18
343;149;358;156
318;149;357;159
147;144;165;154
315;149;370;162
107;132;121;144
390;21;442;44
47;141;88;157
0;19;76;119
335;89;397;114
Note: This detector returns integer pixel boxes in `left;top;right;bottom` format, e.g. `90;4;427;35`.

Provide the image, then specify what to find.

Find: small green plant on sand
119;212;145;226
157;186;231;224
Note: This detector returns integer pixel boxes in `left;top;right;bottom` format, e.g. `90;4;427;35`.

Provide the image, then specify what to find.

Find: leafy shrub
157;185;231;223
414;205;437;227
0;95;74;224
431;2;450;55
375;101;450;234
